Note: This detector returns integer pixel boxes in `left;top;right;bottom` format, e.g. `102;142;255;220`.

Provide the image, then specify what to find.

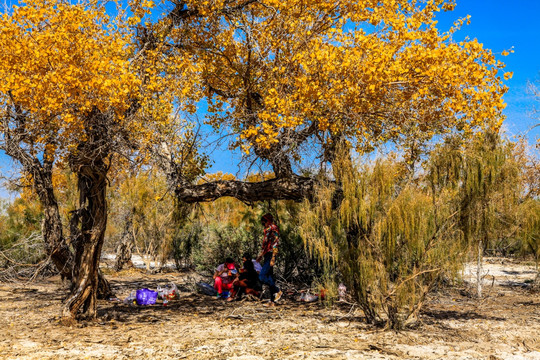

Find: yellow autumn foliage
170;0;508;156
1;0;511;178
0;0;133;145
0;0;200;160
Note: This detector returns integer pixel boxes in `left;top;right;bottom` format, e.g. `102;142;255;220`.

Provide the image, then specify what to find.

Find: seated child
213;257;237;298
229;253;261;301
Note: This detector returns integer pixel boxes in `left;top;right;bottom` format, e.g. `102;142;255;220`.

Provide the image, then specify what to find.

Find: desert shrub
268;201;324;285
0;197;46;268
172;221;203;269
170;199;322;285
429;132;529;297
519;199;540;279
299;155;465;329
190;223;259;273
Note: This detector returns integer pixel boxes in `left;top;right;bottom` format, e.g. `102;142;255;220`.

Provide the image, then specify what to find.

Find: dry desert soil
1;257;540;360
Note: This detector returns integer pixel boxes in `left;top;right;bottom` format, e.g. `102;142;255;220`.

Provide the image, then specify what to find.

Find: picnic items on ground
197;281;218;296
136;288;158;305
122;283;179;306
158;283;179;300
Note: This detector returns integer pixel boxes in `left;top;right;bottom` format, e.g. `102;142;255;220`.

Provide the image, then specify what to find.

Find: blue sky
434;0;540;138
1;0;539;199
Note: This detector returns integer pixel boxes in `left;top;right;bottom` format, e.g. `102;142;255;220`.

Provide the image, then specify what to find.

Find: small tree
515;142;540;287
299;152;464;329
108;169;176;271
455;132;520;298
0;194;45;269
519;199;540;286
429;130;530;298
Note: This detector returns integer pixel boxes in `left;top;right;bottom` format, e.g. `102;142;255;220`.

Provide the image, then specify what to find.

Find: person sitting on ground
213;257;237;299
228;253;262;301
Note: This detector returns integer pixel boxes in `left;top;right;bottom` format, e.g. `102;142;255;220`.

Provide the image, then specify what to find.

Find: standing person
213;257;237;299
256;213;282;306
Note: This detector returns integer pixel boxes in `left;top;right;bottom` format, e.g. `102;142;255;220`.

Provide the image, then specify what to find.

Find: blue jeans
259;253;279;301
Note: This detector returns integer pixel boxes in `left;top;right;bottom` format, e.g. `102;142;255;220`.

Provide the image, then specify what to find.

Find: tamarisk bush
299;153;464;329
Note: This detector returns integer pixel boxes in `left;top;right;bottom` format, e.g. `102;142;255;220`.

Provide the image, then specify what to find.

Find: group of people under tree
213;213;283;306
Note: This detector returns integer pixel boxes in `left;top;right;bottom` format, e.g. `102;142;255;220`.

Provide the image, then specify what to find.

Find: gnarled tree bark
62;115;111;320
1;110;113;303
62;160;109;319
174;175;316;203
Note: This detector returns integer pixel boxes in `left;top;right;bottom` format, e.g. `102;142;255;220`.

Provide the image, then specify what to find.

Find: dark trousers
259;253;279;301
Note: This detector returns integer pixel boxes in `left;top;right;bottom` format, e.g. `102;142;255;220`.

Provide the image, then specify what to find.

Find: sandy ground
1;258;540;360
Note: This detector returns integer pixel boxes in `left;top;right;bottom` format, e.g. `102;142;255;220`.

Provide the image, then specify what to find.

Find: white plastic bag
297;291;318;302
158;283;179;300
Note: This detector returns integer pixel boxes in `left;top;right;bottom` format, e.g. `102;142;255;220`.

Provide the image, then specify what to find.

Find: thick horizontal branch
175;175;316;203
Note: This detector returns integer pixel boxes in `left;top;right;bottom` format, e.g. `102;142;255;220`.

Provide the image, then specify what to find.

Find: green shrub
299;155;465;329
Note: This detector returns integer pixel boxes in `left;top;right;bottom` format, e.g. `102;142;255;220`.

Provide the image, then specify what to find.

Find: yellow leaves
241;126;259;139
241;144;251;155
500;48;514;57
441;2;456;11
128;16;141;26
0;0;509;161
201;171;237;183
128;0;156;25
0;0;149;155
503;72;513;80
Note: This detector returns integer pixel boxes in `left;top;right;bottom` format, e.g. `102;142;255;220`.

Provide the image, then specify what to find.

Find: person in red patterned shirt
256;213;282;306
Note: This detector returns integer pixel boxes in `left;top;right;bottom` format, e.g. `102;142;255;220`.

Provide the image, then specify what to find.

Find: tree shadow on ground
95;274;278;325
499;281;530;289
421;309;506;322
501;269;536;275
3;275;369;329
3;285;67;305
96;295;225;322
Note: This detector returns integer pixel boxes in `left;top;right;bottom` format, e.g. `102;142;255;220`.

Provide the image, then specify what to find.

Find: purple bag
136;288;158;305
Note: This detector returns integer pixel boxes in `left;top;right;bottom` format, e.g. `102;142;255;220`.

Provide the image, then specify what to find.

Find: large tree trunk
62;157;109;320
2;122;113;298
2;133;74;279
35;160;75;281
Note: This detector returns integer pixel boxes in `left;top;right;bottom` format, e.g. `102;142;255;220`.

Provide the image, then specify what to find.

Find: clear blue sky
1;0;539;199
434;0;540;139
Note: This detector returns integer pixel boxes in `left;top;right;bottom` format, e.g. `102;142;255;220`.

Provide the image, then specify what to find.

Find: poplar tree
0;0;201;320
